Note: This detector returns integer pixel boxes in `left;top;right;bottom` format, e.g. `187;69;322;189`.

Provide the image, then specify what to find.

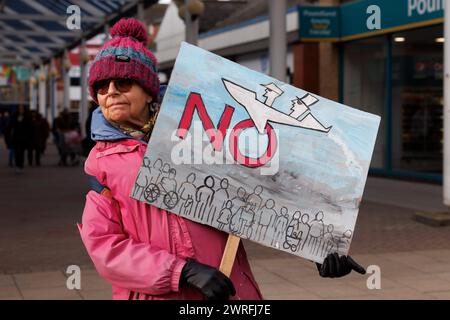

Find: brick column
293;42;319;94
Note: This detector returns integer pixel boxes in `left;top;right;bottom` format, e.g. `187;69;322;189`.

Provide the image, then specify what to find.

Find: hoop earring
148;101;160;113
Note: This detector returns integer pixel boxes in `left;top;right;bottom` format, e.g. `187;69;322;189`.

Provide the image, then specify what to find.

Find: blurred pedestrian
53;108;71;166
2;111;14;167
38;112;50;156
63;121;82;166
0;112;4;136
7;105;32;174
28;111;50;166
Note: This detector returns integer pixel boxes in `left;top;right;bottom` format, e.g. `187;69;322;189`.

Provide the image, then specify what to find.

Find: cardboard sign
131;42;380;263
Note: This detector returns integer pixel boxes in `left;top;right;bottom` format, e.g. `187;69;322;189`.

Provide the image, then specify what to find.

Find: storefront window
343;36;386;168
391;25;443;174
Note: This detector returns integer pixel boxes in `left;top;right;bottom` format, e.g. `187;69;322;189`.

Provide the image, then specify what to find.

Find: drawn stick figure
178;173;197;216
307;211;325;256
256;199;276;242
217;200;233;231
195;176;215;222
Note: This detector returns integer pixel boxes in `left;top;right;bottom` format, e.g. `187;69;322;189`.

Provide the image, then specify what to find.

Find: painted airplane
222;78;332;135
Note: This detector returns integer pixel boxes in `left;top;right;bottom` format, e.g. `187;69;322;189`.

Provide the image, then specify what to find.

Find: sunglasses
94;78;135;95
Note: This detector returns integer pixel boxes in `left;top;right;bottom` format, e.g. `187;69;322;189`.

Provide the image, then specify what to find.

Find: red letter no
177;92;278;168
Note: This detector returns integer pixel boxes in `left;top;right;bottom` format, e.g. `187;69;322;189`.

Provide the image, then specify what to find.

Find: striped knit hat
88;18;160;103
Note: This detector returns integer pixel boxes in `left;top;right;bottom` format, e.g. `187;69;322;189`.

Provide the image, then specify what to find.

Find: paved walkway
1;142;450;299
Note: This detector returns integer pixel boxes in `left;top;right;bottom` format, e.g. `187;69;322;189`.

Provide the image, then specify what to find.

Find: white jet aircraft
222;78;331;135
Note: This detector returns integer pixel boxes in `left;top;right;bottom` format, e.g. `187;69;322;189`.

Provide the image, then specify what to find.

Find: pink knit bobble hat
88;18;160;103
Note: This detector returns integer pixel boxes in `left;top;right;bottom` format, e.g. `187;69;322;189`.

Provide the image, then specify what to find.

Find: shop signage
299;6;340;41
299;0;444;42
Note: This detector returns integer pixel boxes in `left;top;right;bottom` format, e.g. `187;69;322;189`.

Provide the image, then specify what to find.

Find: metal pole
29;72;37;111
51;76;57;123
138;0;145;22
46;64;50;120
63;49;70;111
184;0;191;44
103;24;109;45
38;64;46;116
444;2;450;206
50;58;57;123
192;16;199;45
184;0;197;45
268;0;287;81
80;39;88;138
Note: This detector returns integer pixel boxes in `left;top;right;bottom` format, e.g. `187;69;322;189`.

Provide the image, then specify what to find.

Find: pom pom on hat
110;18;148;45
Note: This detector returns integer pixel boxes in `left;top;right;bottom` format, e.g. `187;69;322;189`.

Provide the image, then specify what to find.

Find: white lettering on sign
408;0;444;17
366;5;381;30
303;9;337;18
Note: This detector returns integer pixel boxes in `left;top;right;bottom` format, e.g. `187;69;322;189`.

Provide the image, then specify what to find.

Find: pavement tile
79;289;112;300
370;260;425;278
0;286;23;300
366;287;433;300
413;249;450;260
258;281;307;297
264;291;321;300
0;274;15;287
423;291;450;300
410;262;450;274
394;275;450;293
274;272;344;288
299;283;368;299
78;269;111;291
252;258;313;271
21;286;82;300
268;265;317;278
434;272;450;282
324;295;382;300
379;251;448;273
13;271;67;290
249;266;287;284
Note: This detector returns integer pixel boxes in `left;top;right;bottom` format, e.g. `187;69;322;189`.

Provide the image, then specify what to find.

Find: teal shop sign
299;6;340;42
340;0;444;41
299;0;444;42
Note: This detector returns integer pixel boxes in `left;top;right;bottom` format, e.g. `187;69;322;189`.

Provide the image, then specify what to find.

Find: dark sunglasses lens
95;79;134;95
115;79;134;92
95;80;110;95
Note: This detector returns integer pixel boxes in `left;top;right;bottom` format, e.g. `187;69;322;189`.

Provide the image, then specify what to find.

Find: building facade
155;0;444;182
336;0;444;182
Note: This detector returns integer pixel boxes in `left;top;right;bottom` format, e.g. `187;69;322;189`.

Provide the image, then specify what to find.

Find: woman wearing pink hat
78;17;262;300
79;17;365;301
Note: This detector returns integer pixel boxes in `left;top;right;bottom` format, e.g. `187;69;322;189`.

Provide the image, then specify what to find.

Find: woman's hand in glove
316;253;366;278
180;259;236;300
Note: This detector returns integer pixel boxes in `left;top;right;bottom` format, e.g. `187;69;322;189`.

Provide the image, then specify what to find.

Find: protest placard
131;42;380;264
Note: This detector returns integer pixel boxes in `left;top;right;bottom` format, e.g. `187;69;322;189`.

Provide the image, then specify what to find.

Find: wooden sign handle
219;234;241;277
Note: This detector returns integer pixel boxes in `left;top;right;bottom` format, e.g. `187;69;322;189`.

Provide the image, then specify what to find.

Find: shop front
300;0;444;182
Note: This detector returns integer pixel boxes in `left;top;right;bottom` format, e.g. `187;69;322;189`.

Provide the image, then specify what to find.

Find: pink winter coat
78;138;263;300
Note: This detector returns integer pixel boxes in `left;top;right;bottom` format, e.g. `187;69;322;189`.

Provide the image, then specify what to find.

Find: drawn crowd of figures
133;157;353;258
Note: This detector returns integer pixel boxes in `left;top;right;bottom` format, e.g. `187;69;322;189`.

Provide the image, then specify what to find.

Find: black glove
180;259;236;300
316;253;366;278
